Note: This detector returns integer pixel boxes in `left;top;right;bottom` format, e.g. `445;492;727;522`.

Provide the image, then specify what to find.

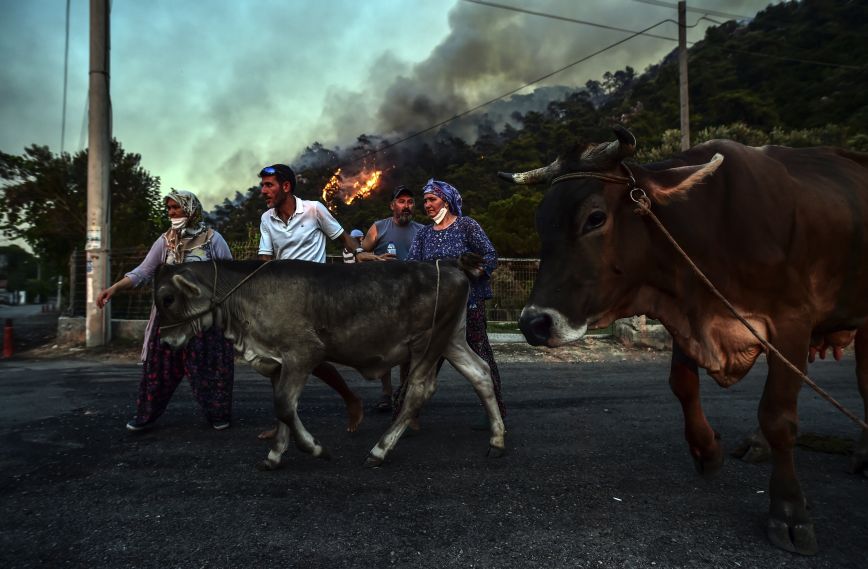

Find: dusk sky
1;0;775;211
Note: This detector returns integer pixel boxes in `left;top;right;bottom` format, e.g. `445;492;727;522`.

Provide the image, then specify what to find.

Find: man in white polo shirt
256;163;364;438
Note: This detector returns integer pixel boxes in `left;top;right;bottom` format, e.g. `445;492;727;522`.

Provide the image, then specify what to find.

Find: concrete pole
678;1;691;151
85;0;111;346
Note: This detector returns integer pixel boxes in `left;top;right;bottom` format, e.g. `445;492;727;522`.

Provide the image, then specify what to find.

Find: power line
462;0;681;42
316;17;675;174
717;45;866;71
632;0;750;21
313;2;862;178
323;6;719;171
464;0;861;71
696;16;865;70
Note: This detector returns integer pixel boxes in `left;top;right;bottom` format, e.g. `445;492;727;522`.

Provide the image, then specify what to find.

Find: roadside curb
488;333;525;344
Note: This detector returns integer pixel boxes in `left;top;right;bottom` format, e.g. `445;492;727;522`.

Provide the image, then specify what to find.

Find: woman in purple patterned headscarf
97;189;236;432
421;179;463;217
399;179;505;428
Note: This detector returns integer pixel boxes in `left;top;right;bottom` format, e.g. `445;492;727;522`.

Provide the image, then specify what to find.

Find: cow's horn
497;157;563;185
580;126;637;168
612;125;637;156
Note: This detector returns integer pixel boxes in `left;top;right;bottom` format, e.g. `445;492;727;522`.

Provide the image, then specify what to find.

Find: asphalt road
1;353;866;569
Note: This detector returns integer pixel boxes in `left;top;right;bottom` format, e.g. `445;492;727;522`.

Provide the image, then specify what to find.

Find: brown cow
498;127;868;555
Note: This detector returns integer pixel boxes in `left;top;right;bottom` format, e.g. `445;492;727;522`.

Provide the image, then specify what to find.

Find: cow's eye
583;210;607;233
162;294;175;308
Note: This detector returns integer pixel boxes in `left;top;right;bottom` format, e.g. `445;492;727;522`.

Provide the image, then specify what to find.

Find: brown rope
631;193;867;431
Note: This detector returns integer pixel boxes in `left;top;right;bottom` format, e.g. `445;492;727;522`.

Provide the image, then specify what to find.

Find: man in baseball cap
356;184;423;411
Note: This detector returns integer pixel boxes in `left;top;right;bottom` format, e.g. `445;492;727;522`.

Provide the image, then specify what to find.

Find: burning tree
320;166;385;212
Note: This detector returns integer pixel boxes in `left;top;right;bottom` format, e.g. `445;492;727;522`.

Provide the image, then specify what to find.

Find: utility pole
678;0;690;150
85;0;111;347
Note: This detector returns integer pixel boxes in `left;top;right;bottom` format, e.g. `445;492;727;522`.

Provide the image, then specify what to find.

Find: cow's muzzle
519;305;588;347
159;327;192;349
519;310;553;346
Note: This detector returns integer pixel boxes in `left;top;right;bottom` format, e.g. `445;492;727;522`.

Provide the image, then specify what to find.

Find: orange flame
346;170;382;204
320;167;383;211
321;169;343;206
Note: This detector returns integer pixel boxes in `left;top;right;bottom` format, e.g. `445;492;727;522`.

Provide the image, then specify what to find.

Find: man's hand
356;252;396;262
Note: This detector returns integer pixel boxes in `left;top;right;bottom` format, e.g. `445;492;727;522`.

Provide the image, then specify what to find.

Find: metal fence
68;248;542;323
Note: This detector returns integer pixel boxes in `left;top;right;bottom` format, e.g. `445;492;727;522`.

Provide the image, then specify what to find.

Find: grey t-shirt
373;218;424;259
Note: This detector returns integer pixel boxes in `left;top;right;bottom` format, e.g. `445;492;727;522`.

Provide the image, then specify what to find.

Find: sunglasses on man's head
259;166;277;176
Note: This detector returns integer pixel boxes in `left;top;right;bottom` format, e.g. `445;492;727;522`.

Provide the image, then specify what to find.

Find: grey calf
154;257;506;468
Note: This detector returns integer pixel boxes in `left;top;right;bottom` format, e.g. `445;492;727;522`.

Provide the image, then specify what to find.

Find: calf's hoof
364;455;384;468
256;459;281;471
766;518;818;556
314;447;331;461
486;445;507;459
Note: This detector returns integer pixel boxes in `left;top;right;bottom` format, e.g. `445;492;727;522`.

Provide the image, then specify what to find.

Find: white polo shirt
258;197;344;263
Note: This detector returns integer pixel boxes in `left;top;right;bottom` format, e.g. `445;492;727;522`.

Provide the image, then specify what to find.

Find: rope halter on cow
159;259;273;331
550;164;868;432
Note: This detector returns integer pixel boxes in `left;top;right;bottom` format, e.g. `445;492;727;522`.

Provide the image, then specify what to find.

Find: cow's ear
172;274;202;298
641;153;724;204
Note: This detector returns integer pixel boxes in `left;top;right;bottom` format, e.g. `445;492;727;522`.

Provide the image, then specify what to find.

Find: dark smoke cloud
318;0;772;151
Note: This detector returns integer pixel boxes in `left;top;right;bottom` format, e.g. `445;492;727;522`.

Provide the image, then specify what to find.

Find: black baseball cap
259;164;297;191
392;185;413;200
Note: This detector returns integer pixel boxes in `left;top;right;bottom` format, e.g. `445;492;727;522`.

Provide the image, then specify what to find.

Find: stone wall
57;316;147;345
612;317;672;351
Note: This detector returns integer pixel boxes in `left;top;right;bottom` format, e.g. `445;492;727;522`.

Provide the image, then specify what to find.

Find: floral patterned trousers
134;317;235;426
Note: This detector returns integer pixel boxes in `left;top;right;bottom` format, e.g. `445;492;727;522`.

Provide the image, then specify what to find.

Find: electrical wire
313;1;862;180
631;0;750;21
699;15;865;70
462;0;682;41
323;7;730;173
464;1;861;70
318;17;676;173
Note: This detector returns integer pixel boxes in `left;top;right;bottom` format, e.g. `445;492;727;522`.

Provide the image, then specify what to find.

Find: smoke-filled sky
1;0;776;209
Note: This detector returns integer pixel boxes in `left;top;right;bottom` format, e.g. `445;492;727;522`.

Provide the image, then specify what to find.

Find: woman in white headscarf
97;189;236;432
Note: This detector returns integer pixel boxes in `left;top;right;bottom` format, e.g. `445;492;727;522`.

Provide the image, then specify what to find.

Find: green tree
0;140;163;275
0;244;38;291
207;186;263;245
474;192;544;258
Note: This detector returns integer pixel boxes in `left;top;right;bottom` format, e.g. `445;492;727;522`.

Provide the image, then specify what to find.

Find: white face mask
432;207;448;224
170;216;188;230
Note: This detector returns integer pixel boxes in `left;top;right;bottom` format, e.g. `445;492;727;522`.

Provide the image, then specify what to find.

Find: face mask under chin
170;216;188;230
432;207;448;224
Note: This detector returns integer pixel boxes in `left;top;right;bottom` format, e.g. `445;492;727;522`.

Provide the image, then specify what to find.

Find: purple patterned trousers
134;317;235;426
